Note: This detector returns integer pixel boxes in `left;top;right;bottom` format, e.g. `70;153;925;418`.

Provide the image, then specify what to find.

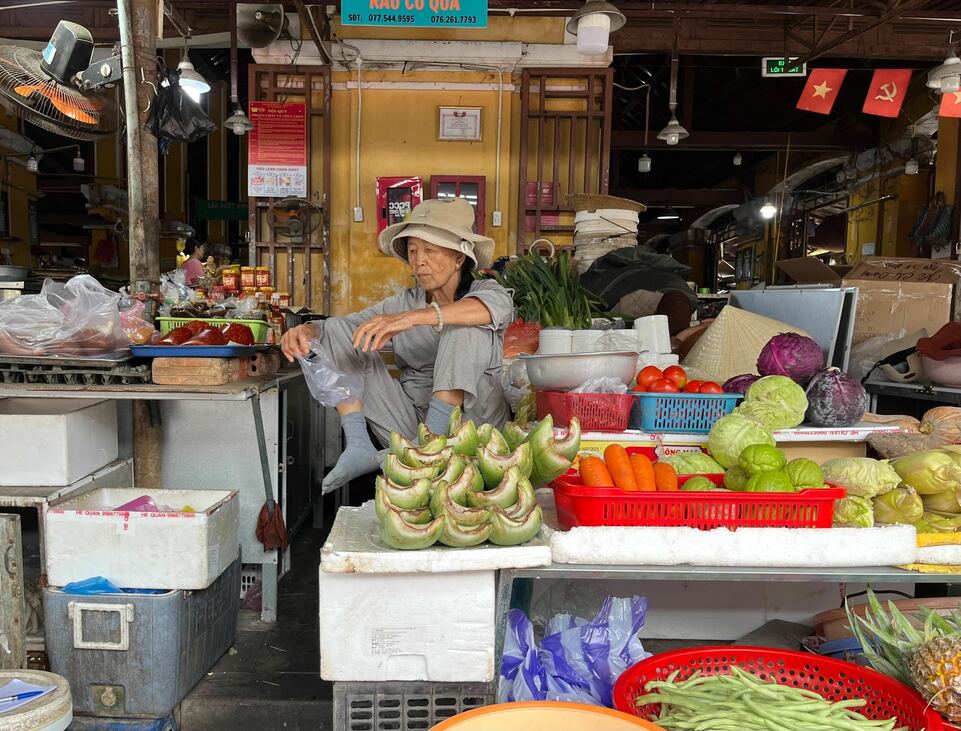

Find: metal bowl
521;351;639;391
0;265;29;282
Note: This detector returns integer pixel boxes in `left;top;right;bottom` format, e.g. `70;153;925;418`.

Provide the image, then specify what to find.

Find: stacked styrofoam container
572;208;639;274
320;502;551;682
635;314;678;371
43;487;241;719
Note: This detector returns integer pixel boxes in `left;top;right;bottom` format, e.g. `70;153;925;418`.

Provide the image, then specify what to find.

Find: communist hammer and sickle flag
862;69;912;118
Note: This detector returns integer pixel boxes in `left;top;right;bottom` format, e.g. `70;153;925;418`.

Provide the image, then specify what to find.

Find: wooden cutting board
152;357;242;386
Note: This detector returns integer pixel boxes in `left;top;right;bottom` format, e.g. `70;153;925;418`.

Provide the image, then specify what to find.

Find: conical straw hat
682;306;812;384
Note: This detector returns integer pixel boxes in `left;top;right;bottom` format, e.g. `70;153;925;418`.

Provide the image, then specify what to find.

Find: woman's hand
353;312;418;352
280;323;320;363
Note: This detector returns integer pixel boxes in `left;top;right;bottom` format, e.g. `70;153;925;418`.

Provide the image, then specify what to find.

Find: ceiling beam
611;188;746;206
612;130;874;151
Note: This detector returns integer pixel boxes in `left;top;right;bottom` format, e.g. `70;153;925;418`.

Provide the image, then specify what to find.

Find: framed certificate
438;107;482;141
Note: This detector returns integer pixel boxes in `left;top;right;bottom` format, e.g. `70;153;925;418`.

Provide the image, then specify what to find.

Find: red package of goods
221;323;254;345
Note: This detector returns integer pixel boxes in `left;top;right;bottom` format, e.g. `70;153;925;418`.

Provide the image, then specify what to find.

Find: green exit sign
762;57;807;77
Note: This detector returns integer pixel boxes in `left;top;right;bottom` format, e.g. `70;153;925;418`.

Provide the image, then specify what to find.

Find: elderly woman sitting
281;198;513;491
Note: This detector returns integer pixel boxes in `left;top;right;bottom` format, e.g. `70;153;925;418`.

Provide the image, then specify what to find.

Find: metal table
865;378;961;411
0;372;327;622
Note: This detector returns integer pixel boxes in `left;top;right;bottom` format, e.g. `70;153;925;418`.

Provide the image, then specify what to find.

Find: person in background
180;238;206;286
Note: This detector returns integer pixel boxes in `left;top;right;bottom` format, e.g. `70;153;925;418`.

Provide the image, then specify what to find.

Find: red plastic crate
535;390;635;432
550;474;845;530
613;647;944;731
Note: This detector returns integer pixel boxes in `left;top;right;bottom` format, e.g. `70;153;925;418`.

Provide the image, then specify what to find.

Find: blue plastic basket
629;392;742;433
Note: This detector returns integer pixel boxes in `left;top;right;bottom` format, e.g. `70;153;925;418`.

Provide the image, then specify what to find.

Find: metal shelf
508;563;959;584
865;379;961;407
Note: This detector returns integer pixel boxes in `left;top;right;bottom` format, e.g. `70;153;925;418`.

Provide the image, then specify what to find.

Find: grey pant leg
433;325;510;429
316;317;420;444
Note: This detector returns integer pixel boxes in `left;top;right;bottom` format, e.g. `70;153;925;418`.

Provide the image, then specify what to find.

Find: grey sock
425;398;456;436
322;412;385;492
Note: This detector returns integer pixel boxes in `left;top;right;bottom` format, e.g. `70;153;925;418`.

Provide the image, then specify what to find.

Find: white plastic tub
45;488;239;590
0;399;117;486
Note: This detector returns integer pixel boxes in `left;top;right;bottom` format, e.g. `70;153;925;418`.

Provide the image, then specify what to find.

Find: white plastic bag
573;377;628;394
298;339;363;407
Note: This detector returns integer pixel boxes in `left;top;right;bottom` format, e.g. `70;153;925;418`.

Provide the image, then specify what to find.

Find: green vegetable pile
376;410;580;550
735;375;809;432
634;666;907;731
491;251;608;330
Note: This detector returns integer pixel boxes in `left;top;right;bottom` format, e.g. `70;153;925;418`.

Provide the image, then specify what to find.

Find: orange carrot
579;456;614;487
629;453;657;492
653;462;679;492
604;445;637;491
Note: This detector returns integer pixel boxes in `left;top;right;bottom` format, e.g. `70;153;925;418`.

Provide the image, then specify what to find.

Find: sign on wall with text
247;102;307;198
340;0;487;28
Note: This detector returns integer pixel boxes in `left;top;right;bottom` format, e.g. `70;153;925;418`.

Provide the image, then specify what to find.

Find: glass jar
240;266;256;288
255;266;272;288
222;267;240;293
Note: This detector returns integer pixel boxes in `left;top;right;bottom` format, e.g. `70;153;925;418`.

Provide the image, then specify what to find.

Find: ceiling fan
0;21;120;140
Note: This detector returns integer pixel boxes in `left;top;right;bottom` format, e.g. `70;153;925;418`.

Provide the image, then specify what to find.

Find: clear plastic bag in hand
298;340;363;407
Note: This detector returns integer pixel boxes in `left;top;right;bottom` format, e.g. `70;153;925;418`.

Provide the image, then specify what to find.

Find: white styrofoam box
321;502;551;574
45;488;239;590
918;544;961;565
548;524;917;568
320;569;495;682
0;399;118;486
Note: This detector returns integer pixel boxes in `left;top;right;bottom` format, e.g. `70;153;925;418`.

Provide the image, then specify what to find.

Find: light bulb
760;202;777;219
941;76;961;93
26;155;38;173
575;12;610;55
733;152;742;166
905;158;920;175
183;86;201;103
73;153;85;172
666;132;679;146
637;154;652;173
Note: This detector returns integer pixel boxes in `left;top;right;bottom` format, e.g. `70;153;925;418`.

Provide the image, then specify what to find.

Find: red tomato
648;378;680;393
635;366;663;392
663;365;688;389
698;382;724;394
683;380;703;393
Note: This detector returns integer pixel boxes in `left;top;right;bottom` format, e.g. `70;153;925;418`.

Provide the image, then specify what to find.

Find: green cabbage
873;487;923;525
834;496;875;528
681;476;717;492
921;490;961;514
745;470;796;493
707;413;776;469
738;444;787;476
737;375;808;431
724;466;749;491
785;458;825;489
893;449;961;496
821;458;901;499
663;452;725;475
915;511;961;533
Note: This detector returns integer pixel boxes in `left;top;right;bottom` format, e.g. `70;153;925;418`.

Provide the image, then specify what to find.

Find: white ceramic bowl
521;351;639;391
921;356;961;388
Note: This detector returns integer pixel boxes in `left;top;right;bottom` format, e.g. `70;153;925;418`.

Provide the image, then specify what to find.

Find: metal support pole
118;0;163;488
0;514;25;670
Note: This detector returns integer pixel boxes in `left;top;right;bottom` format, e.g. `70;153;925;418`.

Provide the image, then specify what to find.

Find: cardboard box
319;570;495;682
778;256;961;344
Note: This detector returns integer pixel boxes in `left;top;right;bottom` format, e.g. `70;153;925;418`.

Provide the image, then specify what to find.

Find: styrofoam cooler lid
0;671;72;731
574;209;641;224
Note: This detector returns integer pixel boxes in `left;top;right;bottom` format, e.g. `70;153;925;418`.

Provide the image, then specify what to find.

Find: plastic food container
614;647;944;731
156;317;269;343
630;392;741;434
240;266;255;288
255;266;271;287
921;355;961;388
433;702;665;731
222;268;240;292
536;390;636;431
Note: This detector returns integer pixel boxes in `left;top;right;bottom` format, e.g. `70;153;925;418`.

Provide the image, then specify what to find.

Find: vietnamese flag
862;69;912;118
940;90;961;118
796;69;847;115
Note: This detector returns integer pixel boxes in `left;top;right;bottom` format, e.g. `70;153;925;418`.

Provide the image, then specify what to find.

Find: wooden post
123;0;163;488
0;514;26;670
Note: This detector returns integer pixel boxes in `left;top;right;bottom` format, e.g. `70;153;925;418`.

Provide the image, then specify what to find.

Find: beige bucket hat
377;198;495;270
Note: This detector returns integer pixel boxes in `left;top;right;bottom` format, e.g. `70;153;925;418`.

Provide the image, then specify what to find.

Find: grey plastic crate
333;681;494;731
43;558;240;718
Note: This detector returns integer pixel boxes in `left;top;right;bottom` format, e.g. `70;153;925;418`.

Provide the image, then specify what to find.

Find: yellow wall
0;107;39;267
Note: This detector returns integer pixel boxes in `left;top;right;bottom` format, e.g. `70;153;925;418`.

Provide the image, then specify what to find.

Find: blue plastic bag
498;595;651;706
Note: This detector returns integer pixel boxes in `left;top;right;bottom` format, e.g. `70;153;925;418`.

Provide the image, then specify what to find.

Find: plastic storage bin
0;399;118;486
44;559;240;719
45;488;239;590
629;392;741;434
156;317;269;343
536;391;636;431
551;474;845;530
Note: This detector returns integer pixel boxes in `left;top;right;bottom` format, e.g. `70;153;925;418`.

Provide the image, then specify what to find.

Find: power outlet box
492;210;502;227
353;207;364;222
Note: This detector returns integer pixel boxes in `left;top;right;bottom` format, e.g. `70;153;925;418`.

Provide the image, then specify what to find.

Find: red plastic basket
536;390;636;431
613;647;944;731
550;474;845;530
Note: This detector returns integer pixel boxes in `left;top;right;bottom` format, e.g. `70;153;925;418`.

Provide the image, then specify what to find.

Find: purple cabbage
722;373;760;394
757;333;825;385
805;368;868;427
